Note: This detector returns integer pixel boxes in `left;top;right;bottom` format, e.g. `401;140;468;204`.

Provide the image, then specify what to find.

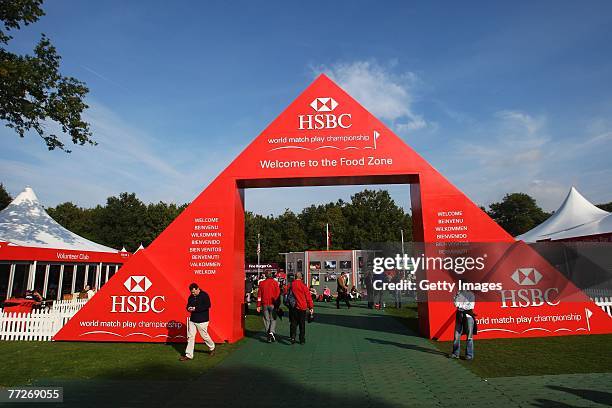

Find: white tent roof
547;212;612;240
0;187;118;253
516;187;609;242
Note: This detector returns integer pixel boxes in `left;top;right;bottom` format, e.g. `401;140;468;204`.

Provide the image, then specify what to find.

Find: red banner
55;75;612;343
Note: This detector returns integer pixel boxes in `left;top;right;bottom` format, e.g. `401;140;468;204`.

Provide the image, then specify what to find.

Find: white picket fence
48;298;88;313
0;309;78;341
0;296;609;342
584;288;612;298
0;298;87;341
594;297;612;317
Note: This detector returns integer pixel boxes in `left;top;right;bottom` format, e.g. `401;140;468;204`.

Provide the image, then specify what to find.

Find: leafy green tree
277;209;307;253
45;188;413;258
0;0;94;152
0;182;11;210
48;203;103;244
596;202;612;212
143;201;183;244
96;193;148;251
343;189;412;246
299;201;347;250
245;211;280;263
487;193;550;236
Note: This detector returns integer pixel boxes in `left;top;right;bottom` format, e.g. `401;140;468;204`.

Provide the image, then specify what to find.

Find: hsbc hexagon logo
511;268;543;286
112;275;165;313
299;97;351;130
123;276;152;293
502;268;559;308
310;97;338;112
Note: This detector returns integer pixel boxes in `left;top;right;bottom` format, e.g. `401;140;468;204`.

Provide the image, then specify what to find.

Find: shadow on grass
311;304;421;337
28;366;400;408
546;385;612;406
165;341;184;356
382;303;421;335
364;337;447;356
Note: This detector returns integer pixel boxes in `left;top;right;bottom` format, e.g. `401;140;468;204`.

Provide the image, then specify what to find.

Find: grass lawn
386;303;612;378
0;312;263;387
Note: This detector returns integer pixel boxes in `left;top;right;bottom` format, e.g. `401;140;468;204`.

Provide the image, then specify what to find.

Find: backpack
284;284;297;308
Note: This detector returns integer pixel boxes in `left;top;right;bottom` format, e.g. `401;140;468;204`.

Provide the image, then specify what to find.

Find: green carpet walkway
167;305;518;408
21;302;611;407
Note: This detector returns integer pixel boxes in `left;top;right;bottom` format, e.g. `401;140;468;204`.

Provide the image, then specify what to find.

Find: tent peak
517;186;609;242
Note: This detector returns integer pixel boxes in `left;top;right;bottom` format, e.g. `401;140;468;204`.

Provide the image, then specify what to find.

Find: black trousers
289;308;306;342
336;291;351;308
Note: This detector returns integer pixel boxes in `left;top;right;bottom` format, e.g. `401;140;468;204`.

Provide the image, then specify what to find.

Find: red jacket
290;280;314;311
257;278;280;307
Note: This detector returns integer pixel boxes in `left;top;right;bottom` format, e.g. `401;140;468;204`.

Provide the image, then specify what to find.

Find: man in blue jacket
180;282;215;361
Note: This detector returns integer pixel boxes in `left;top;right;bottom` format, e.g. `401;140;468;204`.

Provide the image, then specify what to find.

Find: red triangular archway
55;75;611;342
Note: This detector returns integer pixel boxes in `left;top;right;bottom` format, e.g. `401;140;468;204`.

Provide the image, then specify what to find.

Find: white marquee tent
0;187;118;252
517;187;611;242
0;187;128;301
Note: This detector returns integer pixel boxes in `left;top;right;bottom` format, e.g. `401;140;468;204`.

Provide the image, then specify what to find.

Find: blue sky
1;0;611;215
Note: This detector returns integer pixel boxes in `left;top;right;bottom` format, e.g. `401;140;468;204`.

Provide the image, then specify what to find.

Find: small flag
373;130;380;149
585;308;593;331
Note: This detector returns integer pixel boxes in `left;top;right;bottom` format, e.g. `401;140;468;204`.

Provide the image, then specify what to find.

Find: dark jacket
456;309;478;335
187;291;211;323
337;274;348;293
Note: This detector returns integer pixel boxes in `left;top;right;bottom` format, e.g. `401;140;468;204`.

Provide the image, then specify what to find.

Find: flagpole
326;223;329;251
257;233;261;280
401;229;405;280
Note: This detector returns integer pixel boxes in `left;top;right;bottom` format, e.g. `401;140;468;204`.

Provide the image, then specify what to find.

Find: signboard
55;75;612;343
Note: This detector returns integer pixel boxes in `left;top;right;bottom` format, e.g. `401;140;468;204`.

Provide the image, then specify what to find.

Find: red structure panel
55;75;612;343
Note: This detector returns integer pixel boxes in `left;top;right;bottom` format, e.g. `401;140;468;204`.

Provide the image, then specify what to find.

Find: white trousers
185;320;215;359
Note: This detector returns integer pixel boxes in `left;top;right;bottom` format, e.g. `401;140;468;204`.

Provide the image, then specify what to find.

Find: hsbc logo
310;97;338;112
511;268;542;286
123;276;152;293
299;96;352;130
501;267;559;308
111;275;166;313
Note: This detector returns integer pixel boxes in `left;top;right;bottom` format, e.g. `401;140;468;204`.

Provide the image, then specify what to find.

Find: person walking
245;277;254;317
365;270;374;309
287;272;313;344
336;271;351;309
257;270;280;343
449;290;477;360
180;282;215;361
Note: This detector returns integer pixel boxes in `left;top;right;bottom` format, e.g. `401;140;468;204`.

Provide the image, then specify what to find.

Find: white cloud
0;99;235;208
312;61;428;133
461;110;549;170
446;109;612;211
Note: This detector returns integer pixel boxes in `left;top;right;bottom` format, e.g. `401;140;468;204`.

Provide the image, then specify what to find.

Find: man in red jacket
257;270;281;343
288;272;314;344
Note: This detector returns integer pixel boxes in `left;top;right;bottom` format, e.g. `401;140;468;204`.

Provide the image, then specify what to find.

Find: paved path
26;302;611;407
167;302;611;408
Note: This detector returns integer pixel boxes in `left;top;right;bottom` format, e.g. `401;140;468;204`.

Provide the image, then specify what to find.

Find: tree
343;189;412;247
96;193;148;251
299;201;347;250
46;201;101;243
487;193;550;237
143;201;184;244
245;211;281;263
0;0;95;152
0;182;11;210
